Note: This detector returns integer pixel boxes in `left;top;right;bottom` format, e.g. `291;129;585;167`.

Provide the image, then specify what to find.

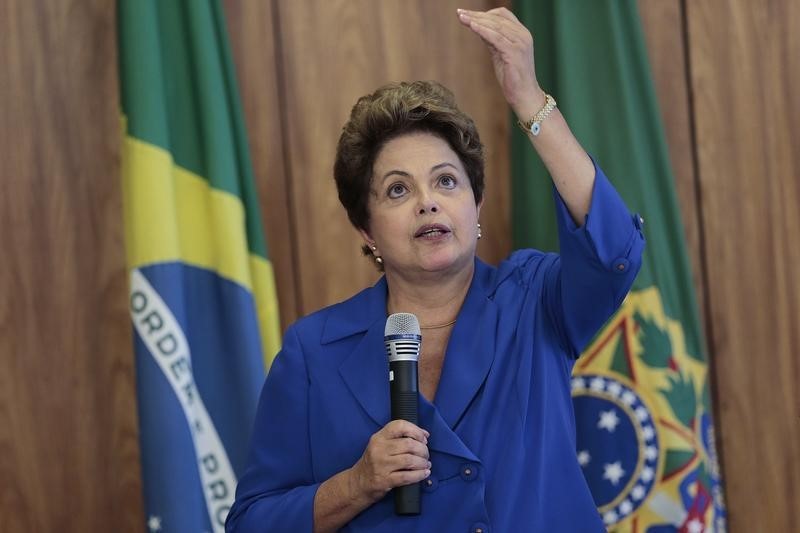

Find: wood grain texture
685;1;800;530
273;0;511;314
0;1;143;532
637;0;708;332
224;0;299;328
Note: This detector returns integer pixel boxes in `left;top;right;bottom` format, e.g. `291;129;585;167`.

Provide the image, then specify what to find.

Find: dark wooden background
1;1;796;531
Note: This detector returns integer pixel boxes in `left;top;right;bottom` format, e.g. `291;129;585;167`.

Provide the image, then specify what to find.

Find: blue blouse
227;163;645;532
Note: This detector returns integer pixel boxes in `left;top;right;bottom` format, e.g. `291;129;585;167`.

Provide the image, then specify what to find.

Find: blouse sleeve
544;158;645;356
226;325;319;532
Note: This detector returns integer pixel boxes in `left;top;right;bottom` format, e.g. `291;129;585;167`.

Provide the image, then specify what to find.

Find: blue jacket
227;164;645;532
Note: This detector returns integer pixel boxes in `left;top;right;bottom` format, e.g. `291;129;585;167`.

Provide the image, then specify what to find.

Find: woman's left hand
457;7;543;118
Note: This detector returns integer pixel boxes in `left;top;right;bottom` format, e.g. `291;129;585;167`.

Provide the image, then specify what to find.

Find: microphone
384;312;422;516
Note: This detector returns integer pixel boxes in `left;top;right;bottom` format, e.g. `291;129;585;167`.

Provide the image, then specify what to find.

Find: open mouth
415;224;451;238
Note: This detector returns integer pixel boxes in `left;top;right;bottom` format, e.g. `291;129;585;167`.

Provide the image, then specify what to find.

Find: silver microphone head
384;313;421;363
385;313;421;336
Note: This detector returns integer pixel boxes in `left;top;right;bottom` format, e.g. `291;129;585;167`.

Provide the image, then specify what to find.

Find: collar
322;258;498;343
334;259;499;460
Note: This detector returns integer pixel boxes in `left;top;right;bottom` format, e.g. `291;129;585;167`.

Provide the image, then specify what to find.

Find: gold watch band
516;93;557;137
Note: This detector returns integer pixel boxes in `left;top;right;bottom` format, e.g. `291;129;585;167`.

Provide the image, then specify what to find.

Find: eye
387;182;408;199
438;174;457;189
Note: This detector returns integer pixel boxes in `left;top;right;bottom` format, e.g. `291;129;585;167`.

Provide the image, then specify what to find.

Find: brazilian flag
512;2;726;531
119;1;280;531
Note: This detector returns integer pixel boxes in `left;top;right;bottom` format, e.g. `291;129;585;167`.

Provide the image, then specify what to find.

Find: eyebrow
380;162;459;183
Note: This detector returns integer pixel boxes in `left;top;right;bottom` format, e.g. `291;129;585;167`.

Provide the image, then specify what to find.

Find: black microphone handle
389;359;421;516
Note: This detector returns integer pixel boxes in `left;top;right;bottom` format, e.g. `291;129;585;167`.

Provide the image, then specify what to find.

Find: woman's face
361;131;482;278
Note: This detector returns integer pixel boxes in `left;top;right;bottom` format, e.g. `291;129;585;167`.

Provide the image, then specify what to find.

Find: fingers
378;420;430;463
386;435;430;460
387;463;432;487
382;419;429;443
457;8;530;45
384;447;431;488
462;16;511;51
486;6;521;23
386;449;431;472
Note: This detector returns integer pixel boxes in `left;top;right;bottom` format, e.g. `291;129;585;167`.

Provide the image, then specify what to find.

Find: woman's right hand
349;420;431;503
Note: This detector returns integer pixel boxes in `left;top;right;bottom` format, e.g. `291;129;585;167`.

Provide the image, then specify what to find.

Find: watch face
531;122;541;136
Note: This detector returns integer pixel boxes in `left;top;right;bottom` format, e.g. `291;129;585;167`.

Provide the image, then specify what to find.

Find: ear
358;227;374;248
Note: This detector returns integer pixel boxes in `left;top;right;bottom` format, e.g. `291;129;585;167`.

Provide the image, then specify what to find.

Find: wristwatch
516;93;557;137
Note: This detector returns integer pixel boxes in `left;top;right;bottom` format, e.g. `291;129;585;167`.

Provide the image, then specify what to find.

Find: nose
417;192;439;215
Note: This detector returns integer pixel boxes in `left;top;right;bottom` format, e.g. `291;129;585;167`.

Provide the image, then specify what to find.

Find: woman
227;8;644;532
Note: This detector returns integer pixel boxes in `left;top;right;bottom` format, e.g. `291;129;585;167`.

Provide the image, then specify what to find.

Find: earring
477;222;482;240
369;243;383;264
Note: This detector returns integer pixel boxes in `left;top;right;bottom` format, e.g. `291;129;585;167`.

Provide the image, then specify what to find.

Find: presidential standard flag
512;2;726;531
119;1;281;531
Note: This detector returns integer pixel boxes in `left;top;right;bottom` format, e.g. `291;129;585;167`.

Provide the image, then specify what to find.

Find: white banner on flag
130;268;236;533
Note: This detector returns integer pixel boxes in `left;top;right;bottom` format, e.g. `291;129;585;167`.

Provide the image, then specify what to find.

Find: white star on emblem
577;450;591;466
642;426;655;441
590;377;606;391
607;381;622;397
571;377;586;391
635;406;649;421
645;445;658;460
619;499;633;515
147;516;162;532
687;518;704;533
603;510;618;525
641;466;655;482
603;461;626;485
621;391;636;406
631;484;646;500
597;409;620;432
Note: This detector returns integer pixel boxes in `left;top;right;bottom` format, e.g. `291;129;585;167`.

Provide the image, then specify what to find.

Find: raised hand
459;6;595;224
457;7;544;119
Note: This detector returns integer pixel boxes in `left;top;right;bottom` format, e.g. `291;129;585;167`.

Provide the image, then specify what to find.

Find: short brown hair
334;81;485;237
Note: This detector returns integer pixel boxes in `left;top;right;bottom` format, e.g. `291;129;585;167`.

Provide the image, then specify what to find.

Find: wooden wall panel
273;0;511;314
685;1;800;531
224;0;299;328
0;1;143;532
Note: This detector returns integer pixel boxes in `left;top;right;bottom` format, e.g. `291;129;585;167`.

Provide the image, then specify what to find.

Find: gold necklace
420;318;457;330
